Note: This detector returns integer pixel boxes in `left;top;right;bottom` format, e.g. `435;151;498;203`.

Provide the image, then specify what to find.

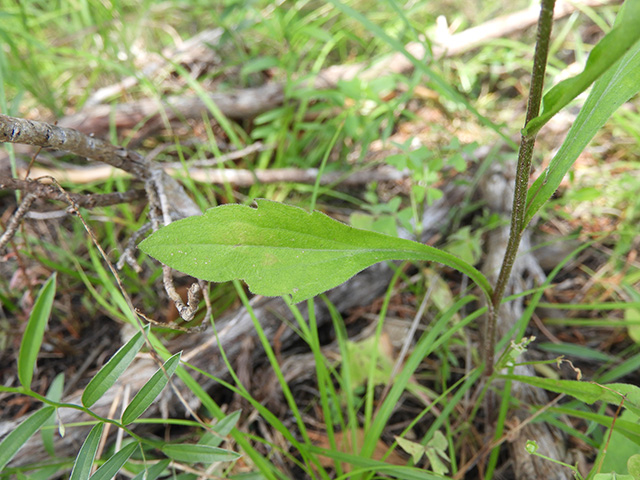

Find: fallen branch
0;113;201;324
0;114;150;180
19;163;408;187
0;177;145;208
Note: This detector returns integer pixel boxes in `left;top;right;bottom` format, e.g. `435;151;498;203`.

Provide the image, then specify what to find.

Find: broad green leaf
42;373;65;456
88;442;138;480
18;272;56;388
138;199;492;304
198;410;241;448
121;352;181;425
600;410;640;474
524;0;640;136
131;459;170;480
502;375;640;417
82;325;149;407
160;444;241;463
524;5;640;226
346;336;394;388
69;423;104;480
0;406;55;471
395;436;426;464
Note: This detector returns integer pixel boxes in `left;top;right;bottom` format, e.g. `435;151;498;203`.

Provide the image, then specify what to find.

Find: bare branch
22;164;409;187
0;176;145;208
0;114;201;322
0;114;150;180
0;194;36;251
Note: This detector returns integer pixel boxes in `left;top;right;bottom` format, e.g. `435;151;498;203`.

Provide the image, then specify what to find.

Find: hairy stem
484;0;556;376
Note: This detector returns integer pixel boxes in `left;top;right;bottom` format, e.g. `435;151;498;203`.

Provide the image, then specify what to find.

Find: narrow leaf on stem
18;273;57;388
82;325;149;407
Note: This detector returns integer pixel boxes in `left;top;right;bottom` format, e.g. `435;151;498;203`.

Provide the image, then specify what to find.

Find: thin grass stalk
485;0;557;376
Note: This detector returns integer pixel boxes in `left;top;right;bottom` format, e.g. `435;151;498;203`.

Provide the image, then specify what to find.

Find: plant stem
484;0;556;376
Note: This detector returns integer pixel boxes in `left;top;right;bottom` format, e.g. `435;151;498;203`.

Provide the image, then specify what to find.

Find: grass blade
0;406;55;471
121;352;181;425
524;8;640;226
524;0;640;136
69;423;104;480
82;325;149;407
160;444;241;463
501;375;640;418
18;272;57;388
131;459;170;480
88;442;138;480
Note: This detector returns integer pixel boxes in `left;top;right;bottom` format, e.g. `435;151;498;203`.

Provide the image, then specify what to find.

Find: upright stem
484;0;556;376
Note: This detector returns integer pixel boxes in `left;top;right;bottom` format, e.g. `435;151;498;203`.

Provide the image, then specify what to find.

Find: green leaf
524;0;640;136
501;375;640;417
198;410;241;448
524;5;640;226
240;56;280;77
395;436;425;464
82;325;149;407
138;199;492;304
160;444;241;463
548;405;640;446
88;442;138;480
69;423;104;480
308;444;443;480
0;406;55;471
324;0;515;149
600;410;640;474
18;272;56;387
42;373;65;456
121;352;181;425
131;459;170;480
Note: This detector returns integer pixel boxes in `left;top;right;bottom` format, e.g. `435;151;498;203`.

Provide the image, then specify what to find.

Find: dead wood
0;114;150;180
20;163;409;187
1;183;466;468
0;114;200;219
0;177;145;208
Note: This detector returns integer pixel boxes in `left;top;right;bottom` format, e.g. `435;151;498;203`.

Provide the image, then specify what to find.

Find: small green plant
1;294;243;479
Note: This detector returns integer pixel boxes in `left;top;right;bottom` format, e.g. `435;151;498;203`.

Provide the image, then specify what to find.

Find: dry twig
0;114;201;322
